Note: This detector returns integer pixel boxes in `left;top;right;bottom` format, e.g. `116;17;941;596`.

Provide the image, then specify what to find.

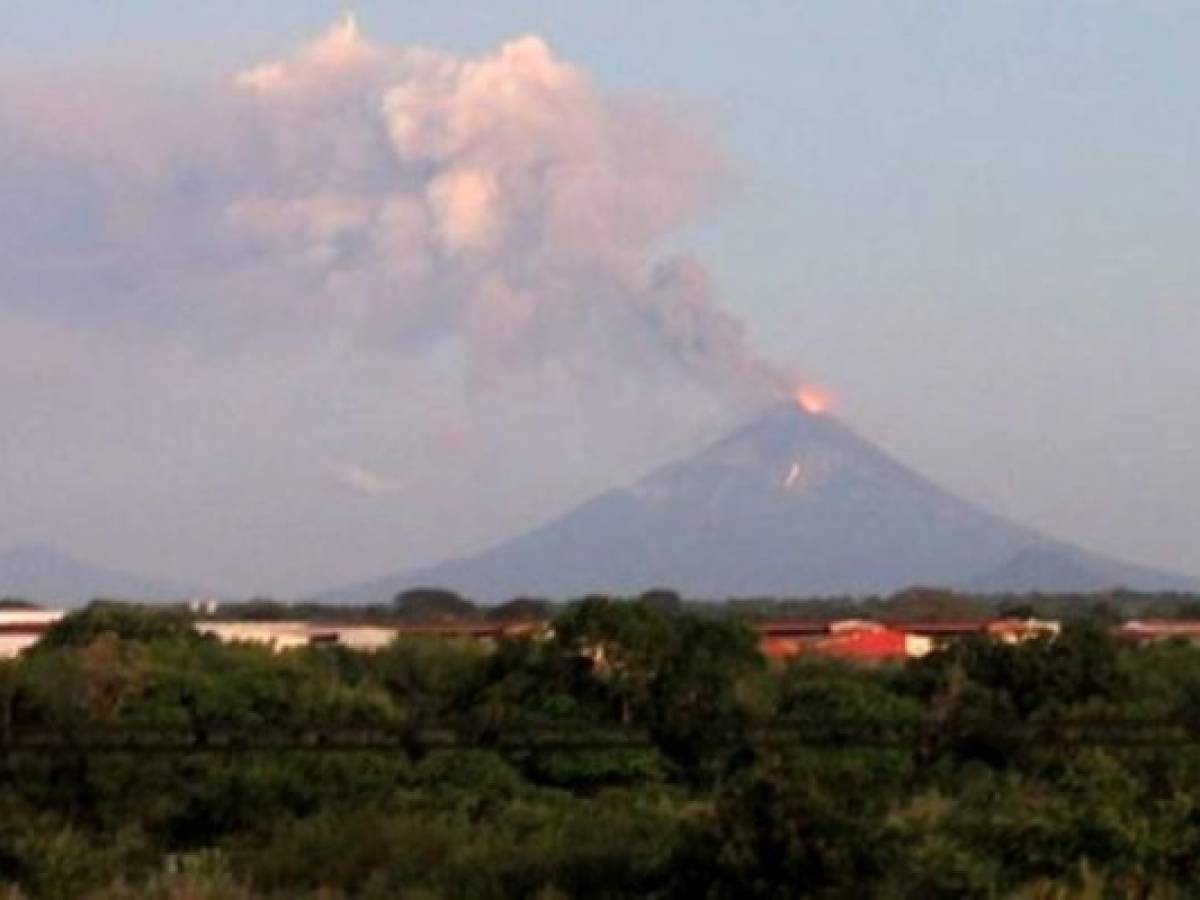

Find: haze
2;3;1197;595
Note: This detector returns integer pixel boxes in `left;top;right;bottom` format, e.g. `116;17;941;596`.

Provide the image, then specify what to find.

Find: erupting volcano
794;386;832;415
324;401;1196;602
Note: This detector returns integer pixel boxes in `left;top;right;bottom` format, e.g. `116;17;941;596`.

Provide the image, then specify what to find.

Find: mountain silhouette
0;543;196;605
325;403;1197;602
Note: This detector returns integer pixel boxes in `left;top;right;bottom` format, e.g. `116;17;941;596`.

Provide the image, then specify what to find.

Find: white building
0;609;65;658
194;621;314;651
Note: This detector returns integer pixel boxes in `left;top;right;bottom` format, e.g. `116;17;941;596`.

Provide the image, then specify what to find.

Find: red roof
759;627;911;662
759;636;809;659
816;628;909;661
1115;620;1200;639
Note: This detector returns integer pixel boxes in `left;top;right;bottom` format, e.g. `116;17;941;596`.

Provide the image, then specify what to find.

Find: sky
1;2;1197;594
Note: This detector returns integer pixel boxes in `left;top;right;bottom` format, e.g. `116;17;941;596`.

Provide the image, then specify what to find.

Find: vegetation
3;596;1200;896
197;585;1200;626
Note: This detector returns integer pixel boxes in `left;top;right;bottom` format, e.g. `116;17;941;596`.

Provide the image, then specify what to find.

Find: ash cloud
0;16;783;396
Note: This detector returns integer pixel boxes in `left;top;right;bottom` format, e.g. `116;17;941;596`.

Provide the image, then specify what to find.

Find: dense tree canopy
1;598;1200;897
391;588;479;622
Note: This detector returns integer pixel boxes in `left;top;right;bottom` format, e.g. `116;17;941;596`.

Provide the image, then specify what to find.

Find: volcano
0;543;197;605
326;403;1196;602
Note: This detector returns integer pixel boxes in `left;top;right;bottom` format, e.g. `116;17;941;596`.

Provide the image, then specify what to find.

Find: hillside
0;543;196;604
325;403;1196;602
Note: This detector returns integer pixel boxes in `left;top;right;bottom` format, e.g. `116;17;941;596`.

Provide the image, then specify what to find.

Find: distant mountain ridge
323;403;1198;602
964;546;1184;595
0;544;195;605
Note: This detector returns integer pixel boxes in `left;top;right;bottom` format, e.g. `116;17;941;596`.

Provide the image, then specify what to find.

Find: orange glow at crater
794;386;832;415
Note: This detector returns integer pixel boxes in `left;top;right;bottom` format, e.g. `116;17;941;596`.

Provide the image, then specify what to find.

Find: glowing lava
794;386;831;415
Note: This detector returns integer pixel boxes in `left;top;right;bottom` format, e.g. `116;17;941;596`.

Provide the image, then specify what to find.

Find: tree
487;597;554;622
553;598;762;773
372;636;490;729
391;588;478;622
552;597;673;725
34;603;195;651
878;587;988;622
674;760;895;897
638;589;684;616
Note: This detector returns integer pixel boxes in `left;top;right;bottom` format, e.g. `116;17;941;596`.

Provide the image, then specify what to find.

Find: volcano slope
327;403;1195;602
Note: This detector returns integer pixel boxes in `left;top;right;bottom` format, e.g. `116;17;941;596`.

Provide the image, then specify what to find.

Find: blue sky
2;3;1197;590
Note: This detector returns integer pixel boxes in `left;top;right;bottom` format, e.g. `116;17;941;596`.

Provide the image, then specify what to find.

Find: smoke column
0;16;787;399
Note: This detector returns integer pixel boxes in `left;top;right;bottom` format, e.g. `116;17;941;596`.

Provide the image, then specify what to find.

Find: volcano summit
326;403;1195;602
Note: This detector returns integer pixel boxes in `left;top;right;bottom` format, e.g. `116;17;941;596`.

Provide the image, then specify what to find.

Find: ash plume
0;17;785;398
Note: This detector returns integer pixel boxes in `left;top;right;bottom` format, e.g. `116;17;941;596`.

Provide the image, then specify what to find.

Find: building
758;619;933;663
817;626;932;663
1113;620;1200;646
0;609;65;658
194;621;314;651
755;617;1060;664
192;619;550;653
0;608;1071;662
985;617;1060;644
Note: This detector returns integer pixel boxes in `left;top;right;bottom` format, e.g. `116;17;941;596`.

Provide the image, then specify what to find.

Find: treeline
4;599;1200;896
12;585;1200;625
195;585;1200;624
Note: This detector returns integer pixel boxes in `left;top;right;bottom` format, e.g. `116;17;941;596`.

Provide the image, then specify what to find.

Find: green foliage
551;598;762;776
675;758;896;897
5;600;1200;897
877;586;990;622
488;597;555;621
391;588;478;622
35;604;194;651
